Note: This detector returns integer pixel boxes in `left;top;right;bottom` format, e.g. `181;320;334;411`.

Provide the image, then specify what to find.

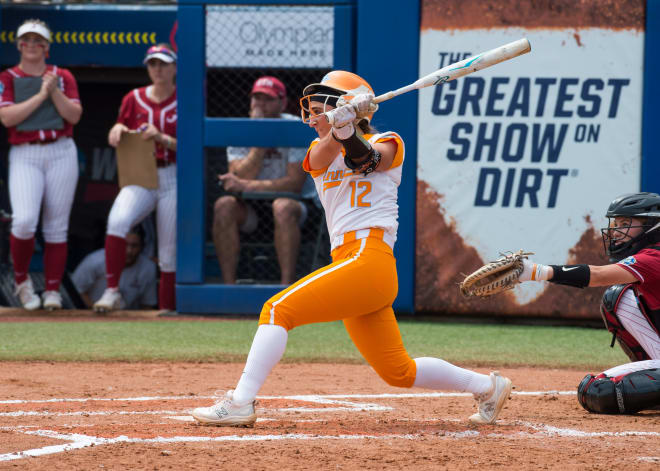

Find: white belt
331;228;395;251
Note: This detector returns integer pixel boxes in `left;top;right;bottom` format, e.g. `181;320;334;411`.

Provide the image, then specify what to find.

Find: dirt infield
1;361;659;470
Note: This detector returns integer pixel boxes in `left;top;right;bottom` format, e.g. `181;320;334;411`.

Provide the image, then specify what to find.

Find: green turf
0;318;629;369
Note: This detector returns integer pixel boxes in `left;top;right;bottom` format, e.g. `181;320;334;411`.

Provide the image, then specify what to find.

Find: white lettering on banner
206;6;333;68
418;29;643;303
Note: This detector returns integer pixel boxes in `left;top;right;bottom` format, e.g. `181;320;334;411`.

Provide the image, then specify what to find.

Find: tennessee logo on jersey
322;169;358;193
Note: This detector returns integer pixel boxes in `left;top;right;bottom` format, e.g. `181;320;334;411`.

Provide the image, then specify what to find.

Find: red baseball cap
251;76;286;100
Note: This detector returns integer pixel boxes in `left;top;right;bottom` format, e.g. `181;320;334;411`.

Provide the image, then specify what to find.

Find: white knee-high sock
412;357;492;395
232;324;288;405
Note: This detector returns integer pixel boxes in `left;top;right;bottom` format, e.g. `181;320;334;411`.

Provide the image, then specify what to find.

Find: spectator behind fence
93;43;178;313
71;227;157;310
213;76;308;285
0;19;82;311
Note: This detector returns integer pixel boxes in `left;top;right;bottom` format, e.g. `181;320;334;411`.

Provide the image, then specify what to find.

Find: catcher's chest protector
600;284;656;362
577;368;660;414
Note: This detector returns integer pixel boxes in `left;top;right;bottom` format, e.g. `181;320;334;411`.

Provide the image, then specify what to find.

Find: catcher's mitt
460;250;534;298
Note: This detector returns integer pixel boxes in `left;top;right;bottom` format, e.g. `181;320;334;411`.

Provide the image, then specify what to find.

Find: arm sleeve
616;250;660;284
59;68;80;102
302;139;327;178
116;91;134;127
374;132;405;169
0;72;15;107
226;146;249;162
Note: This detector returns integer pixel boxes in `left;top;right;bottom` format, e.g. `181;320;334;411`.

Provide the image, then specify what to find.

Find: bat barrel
373;38;531;105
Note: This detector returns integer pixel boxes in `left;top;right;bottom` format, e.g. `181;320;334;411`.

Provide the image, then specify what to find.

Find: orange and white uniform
258;131;417;388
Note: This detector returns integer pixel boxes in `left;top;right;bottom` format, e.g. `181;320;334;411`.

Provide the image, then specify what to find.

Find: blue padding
642;0;660;193
356;0;419;313
176;284;286;314
205;119;316;148
333;4;355;70
176;5;206;283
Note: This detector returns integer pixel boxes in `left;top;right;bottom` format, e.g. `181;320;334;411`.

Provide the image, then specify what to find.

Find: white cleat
93;288;124;313
14;278;41;311
469;371;513;425
191;390;257;427
42;290;62;311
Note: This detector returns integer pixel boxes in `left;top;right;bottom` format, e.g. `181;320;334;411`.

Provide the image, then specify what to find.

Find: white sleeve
226;146;249;162
286;147;307;163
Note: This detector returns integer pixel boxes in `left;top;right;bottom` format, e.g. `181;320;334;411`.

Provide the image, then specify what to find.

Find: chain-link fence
205;4;334;284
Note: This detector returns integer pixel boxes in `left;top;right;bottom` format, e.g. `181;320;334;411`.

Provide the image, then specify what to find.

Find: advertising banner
416;0;645;317
206;5;333;68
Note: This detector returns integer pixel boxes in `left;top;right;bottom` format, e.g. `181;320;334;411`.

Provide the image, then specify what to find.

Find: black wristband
549;264;591;288
333;127;372;162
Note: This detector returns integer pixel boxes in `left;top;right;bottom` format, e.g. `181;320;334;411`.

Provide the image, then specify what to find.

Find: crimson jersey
0;65;80;145
617;246;660;310
116;86;177;164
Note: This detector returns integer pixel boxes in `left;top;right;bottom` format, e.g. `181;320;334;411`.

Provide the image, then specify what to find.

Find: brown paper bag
116;131;158;189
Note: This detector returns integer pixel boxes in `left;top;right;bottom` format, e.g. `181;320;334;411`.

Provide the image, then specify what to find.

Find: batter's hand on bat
326;104;356;128
349;94;378;118
108;123;129;147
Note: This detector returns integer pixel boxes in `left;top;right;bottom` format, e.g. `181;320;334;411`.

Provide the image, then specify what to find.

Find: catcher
461;192;660;414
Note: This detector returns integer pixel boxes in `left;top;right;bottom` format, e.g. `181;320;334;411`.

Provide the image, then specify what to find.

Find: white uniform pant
9;138;78;243
616;288;660;359
106;165;176;272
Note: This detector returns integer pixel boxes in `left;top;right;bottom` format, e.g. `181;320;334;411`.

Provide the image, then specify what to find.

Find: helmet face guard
601;217;656;262
600;192;660;262
299;70;375;124
299;92;340;124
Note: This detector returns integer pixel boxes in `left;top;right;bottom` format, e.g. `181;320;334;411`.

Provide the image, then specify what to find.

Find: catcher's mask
601;192;660;262
299;70;375;125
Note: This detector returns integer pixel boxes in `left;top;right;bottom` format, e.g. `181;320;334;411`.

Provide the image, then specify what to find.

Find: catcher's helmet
601;192;660;262
300;70;375;124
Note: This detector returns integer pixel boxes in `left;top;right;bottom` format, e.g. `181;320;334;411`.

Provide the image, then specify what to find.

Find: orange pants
258;229;417;388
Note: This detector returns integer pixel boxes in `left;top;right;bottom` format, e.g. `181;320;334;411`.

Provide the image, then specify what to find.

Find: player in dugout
517;192;660;414
94;44;177;313
191;70;513;427
0;19;82;311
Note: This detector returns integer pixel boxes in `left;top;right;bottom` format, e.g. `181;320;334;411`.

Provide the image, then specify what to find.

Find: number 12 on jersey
349;181;372;208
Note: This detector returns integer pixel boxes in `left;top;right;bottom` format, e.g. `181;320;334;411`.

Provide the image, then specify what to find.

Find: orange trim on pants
258;231;416;388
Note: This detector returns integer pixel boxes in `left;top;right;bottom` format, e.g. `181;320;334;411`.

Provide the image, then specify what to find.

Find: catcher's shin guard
600;284;650;362
577;368;660;414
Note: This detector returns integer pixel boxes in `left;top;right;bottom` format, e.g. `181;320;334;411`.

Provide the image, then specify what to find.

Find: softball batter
94;44;177;312
192;71;513;427
0;19;82;311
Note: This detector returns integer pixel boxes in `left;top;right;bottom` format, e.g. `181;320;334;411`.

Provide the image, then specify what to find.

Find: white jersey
303;131;404;251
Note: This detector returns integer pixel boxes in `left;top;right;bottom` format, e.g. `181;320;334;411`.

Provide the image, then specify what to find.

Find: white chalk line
0;390;576;405
2;420;658;462
1;391;656;463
